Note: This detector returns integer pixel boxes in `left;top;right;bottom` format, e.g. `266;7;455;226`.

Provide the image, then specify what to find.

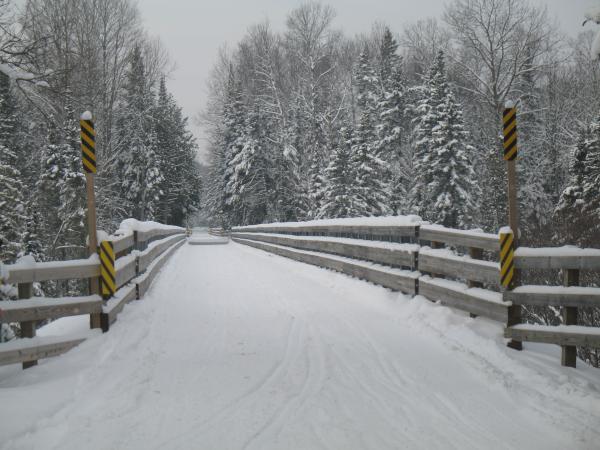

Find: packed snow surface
1;235;599;449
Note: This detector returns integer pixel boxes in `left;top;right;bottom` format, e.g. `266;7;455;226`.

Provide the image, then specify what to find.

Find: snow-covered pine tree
410;49;479;227
554;124;592;245
355;47;379;112
154;76;177;224
225;103;269;225
0;141;25;263
582;115;600;242
376;27;408;214
318;127;361;218
119;46;164;221
409;51;448;217
221;68;249;226
351;108;389;217
0;72;25;263
427;91;479;228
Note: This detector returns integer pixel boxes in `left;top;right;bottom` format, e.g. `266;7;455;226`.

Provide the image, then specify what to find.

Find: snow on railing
231;215;600;368
0;220;187;370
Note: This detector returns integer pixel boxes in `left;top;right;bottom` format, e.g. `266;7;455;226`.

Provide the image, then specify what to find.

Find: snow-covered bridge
1;231;599;450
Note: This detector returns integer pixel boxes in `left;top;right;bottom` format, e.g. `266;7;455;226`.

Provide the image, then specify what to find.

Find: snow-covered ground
1;235;599;450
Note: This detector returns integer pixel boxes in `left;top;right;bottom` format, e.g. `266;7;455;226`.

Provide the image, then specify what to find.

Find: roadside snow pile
117;218;183;234
235;214;423;229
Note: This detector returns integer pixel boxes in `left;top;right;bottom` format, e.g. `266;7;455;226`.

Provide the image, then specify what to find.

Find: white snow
235;214;423;230
515;246;600;257
513;285;600;295
504;99;515;109
80;110;93;121
118;218;183;233
512;323;600;337
498;225;513;236
0;234;599;449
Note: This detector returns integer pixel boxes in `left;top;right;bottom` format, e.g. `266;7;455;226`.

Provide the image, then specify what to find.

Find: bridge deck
1;235;599;449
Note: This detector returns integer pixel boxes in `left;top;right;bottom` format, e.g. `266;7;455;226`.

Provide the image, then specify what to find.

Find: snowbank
117;218;183;234
235;214;423;230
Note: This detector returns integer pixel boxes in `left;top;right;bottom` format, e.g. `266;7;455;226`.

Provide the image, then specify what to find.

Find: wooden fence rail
233;221;600;367
0;224;186;369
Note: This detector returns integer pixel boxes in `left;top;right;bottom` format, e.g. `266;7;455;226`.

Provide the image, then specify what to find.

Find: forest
0;0;203;290
202;0;600;253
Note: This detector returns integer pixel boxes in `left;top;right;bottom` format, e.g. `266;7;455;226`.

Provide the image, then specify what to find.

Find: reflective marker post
502;102;521;350
80;111;101;329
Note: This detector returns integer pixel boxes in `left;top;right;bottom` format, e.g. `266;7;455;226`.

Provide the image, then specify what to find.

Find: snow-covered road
1;238;599;449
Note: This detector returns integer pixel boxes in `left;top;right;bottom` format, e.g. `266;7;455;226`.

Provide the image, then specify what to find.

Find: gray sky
139;0;599;162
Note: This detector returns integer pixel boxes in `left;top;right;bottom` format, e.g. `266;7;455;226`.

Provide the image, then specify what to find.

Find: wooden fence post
18;282;36;369
561;269;579;367
467;247;484;318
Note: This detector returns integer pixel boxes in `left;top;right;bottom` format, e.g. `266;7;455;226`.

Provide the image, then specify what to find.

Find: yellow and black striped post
99;241;116;300
80;117;96;174
503;106;518;161
500;230;515;289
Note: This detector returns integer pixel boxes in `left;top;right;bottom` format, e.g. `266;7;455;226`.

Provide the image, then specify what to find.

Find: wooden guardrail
232;221;600;367
0;224;186;369
504;247;600;367
208;227;230;237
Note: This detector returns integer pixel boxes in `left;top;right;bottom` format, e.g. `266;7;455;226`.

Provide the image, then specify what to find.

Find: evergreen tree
319;127;361;218
0;143;24;263
376;28;408;214
410;51;448;217
427;92;479;228
0;72;25;263
119;46;164;221
351;110;389;216
554;125;593;244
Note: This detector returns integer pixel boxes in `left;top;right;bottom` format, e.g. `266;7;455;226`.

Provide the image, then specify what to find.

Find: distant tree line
202;0;599;248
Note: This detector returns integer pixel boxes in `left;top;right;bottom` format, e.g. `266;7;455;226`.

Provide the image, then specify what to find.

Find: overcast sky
138;0;600;162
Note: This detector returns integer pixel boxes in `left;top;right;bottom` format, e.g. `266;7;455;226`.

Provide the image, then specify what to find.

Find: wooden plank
115;255;137;289
419;226;499;251
5;258;100;284
138;235;185;274
233;237;419;295
418;250;500;286
505;325;600;348
514;249;600;270
112;233;135;256
231;232;417;268
562;269;579;367
505;286;600;307
0;296;103;323
233;224;419;239
18;282;36;369
418;277;508;323
0;336;87;366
